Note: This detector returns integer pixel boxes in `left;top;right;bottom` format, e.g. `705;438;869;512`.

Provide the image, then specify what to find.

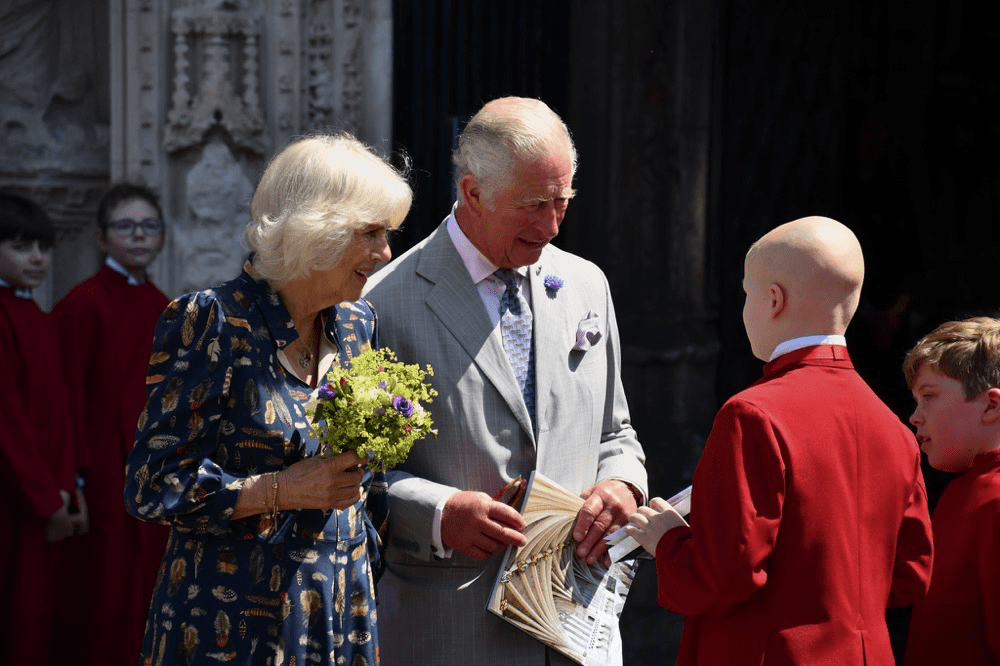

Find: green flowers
308;347;437;472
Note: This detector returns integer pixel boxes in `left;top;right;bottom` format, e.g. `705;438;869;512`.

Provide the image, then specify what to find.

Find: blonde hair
452;97;577;207
904;317;1000;399
244;133;412;287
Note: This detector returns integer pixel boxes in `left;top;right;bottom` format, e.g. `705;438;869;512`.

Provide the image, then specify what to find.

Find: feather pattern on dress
181;300;199;346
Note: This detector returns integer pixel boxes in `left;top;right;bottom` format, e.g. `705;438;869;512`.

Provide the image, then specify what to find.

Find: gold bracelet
270;471;280;526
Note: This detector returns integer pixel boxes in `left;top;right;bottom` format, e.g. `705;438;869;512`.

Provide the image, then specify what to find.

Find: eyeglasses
107;217;164;236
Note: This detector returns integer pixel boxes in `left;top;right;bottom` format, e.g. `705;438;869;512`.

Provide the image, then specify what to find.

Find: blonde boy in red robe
627;216;933;665
0;193;88;665
902;317;1000;665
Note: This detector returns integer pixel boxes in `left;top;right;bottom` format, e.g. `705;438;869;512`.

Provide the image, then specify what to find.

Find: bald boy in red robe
627;216;933;665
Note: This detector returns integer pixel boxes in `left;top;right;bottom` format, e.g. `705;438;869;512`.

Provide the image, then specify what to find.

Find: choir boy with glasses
52;183;171;666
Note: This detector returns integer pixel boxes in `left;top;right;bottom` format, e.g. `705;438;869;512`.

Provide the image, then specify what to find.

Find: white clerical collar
446;204;528;284
0;277;32;299
769;335;847;361
105;256;143;285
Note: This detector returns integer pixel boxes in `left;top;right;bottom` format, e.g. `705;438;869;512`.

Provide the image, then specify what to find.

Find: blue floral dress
124;265;388;666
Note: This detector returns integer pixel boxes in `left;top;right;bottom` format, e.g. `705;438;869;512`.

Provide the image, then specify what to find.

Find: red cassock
53;264;170;666
656;345;933;666
904;448;1000;666
0;287;82;665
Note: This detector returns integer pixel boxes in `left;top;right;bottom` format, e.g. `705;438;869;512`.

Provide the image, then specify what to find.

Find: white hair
452;97;578;207
244;133;412;287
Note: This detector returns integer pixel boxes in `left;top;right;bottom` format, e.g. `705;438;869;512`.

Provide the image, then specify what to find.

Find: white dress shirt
105;255;144;285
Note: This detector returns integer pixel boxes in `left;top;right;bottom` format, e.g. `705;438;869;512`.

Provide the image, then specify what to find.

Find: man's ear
981;387;1000;424
768;283;786;318
459;174;485;216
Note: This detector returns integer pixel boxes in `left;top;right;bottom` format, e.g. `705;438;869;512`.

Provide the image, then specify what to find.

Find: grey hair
244;133;412;287
452;97;578;208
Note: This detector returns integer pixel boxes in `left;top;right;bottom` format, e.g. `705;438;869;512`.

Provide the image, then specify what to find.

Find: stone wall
0;0;394;310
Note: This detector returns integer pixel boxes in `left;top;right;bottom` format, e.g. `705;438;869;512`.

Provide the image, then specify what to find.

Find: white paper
605;485;692;562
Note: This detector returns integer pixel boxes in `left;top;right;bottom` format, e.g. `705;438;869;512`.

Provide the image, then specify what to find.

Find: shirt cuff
432;490;459;558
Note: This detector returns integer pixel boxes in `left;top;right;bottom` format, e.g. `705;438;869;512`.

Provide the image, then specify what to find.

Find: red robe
904;448;1000;665
0;287;82;665
52;264;170;666
656;345;933;665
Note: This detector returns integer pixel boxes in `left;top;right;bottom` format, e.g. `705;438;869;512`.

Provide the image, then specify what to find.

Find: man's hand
573;480;638;566
625;496;689;556
441;490;527;560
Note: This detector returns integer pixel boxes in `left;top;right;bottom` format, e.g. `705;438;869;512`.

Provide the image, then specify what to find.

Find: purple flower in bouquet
392;396;414;417
543;274;564;292
318;383;337;401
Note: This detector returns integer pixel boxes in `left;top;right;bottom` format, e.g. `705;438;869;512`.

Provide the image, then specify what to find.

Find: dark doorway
391;0;572;252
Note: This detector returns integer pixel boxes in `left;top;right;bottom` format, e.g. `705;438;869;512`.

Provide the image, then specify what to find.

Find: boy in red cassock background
902;316;1000;666
53;183;170;666
0;192;88;666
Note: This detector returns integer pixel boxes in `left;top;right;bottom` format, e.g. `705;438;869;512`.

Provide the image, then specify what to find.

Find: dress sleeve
123;291;244;535
887;455;933;607
655;399;785;617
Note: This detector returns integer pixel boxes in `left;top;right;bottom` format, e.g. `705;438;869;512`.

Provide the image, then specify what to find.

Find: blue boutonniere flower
543;274;564;293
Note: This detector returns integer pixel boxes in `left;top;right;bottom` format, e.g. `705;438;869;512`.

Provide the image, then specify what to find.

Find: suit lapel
527;256;561;435
417;225;535;440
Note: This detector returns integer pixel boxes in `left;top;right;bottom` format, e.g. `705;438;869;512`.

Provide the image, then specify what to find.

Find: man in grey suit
363;96;648;665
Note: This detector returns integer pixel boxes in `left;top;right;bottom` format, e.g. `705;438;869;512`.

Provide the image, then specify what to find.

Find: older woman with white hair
124;133;412;666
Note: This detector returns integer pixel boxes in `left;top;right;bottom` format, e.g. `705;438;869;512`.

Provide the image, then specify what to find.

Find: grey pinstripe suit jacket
363;220;647;666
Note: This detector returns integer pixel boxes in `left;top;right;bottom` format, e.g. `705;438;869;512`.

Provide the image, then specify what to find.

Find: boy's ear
981;387;1000;424
95;227;108;253
768;283;785;318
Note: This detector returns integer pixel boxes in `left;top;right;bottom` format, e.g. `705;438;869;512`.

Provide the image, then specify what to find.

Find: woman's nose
372;236;391;263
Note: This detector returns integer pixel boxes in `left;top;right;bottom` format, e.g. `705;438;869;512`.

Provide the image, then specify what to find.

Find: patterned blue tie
495;268;535;423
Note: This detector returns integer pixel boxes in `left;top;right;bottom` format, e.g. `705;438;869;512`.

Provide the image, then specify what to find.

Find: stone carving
0;2;109;177
306;17;335;128
175;138;252;294
339;0;363;133
164;2;267;155
303;0;364;135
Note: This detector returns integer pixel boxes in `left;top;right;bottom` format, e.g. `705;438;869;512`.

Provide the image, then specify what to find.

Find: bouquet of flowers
308;347;437;471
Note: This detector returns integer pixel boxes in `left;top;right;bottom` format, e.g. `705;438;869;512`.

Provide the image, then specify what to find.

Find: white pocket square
573;311;602;351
